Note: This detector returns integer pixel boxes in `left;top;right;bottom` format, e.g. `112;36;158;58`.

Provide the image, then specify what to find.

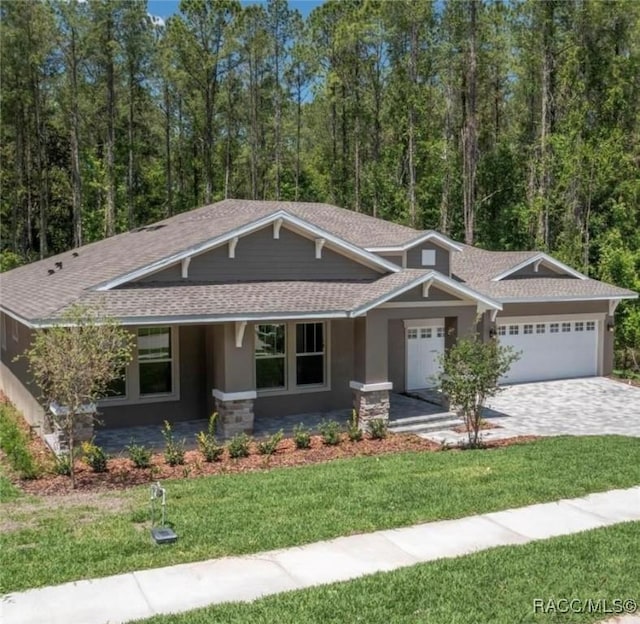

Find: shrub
319;419;341;446
347;409;363;442
161;420;185;466
293;423;311;449
54;453;72;476
368;418;388;440
0;405;40;479
196;412;224;462
257;430;283;456
227;433;251;459
81;440;108;473
126;441;152;468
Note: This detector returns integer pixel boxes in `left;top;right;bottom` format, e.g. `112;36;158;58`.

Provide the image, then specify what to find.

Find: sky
147;0;325;20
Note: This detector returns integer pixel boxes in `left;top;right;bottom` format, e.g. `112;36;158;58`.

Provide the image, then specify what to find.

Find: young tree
437;335;519;448
25;306;134;488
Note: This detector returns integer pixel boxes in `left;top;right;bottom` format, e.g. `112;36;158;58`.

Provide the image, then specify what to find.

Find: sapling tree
437;335;519;448
25;305;134;487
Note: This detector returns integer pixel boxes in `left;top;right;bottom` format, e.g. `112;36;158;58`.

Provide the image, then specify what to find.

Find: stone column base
350;381;391;431
212;390;256;438
49;403;95;455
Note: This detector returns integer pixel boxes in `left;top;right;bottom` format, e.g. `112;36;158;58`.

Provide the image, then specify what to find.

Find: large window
138;327;173;395
255;322;328;392
255;324;286;389
296;323;325;386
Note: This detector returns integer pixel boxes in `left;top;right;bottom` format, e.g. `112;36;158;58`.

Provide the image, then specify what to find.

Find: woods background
0;0;638;368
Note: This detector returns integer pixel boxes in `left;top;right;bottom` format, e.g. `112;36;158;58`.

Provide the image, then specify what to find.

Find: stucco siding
405;242;450;275
138;226;379;283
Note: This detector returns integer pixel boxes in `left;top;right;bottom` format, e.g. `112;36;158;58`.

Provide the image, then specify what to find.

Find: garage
406;322;445;390
497;317;599;384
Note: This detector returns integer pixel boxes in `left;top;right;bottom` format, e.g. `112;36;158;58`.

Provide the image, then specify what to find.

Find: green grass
1;436;639;593
131;522;640;624
0;471;21;502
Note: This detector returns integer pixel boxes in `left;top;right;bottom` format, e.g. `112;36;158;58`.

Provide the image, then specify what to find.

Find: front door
406;324;445;390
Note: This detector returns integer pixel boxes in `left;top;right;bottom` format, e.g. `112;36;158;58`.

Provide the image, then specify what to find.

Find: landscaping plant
125;440;153;469
227;433;251;459
293;423;311;449
257;430;284;456
368;418;388;440
319;419;341;446
196;413;224;462
162;420;186;466
347;410;363;442
0;404;40;479
81;439;108;473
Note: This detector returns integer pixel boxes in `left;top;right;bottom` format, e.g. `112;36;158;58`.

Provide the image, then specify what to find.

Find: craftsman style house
0;200;636;438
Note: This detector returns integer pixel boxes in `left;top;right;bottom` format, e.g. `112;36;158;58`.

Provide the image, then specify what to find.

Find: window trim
99;326;180;406
255;321;331;397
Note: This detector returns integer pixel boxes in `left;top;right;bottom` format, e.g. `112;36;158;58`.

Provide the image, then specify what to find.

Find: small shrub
81;440;108;473
54;453;72;476
0;405;40;479
161;420;185;466
196;412;224;462
368;418;388;440
257;430;283;456
347;409;363;442
319;419;341;446
126;441;152;468
227;433;251;459
293;423;311;449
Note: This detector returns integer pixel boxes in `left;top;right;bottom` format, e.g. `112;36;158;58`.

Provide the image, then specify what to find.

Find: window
296;323;325;386
575;322;584;332
586;321;596;332
497;325;506;336
138;327;173;395
255;324;286;389
407;329;418;340
420;328;432;339
509;325;519;335
550;323;559;333
105;368;127;398
524;324;533;335
421;249;436;266
562;322;571;333
536;324;546;334
436;327;444;338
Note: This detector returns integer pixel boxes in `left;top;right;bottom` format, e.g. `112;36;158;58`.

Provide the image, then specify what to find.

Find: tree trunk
69;27;83;248
295;76;302;201
164;81;173;216
407;22;418;228
105;14;116;238
127;62;135;230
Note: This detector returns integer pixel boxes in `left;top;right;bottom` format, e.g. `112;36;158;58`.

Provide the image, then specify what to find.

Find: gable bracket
422;278;434;298
181;256;192;279
273;218;283;239
533;258;543;273
315;238;325;259
229;237;239;259
490;309;499;322
609;300;620;316
235;321;247;348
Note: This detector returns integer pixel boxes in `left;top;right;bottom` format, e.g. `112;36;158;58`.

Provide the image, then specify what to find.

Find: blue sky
147;0;325;20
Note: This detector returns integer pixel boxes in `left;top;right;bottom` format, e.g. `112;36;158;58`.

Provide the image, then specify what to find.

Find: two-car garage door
497;318;599;384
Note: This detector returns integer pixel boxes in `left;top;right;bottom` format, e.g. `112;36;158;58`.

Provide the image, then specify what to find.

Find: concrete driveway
483;377;640;438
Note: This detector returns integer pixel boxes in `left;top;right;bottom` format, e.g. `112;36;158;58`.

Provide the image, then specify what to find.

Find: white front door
406;325;445;390
498;318;599;384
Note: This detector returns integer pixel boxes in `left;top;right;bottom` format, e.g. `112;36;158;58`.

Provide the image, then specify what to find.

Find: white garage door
498;319;598;384
406;324;445;390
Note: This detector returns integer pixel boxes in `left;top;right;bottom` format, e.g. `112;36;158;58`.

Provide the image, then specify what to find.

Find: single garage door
498;319;598;384
406;324;445;390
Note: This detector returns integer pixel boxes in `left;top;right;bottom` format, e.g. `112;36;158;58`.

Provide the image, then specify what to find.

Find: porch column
350;314;392;428
211;323;256;437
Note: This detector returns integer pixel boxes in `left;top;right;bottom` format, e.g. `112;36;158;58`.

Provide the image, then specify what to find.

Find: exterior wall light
607;321;615;332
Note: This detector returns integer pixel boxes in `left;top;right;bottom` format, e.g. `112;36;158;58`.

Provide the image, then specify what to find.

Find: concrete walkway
3;487;639;624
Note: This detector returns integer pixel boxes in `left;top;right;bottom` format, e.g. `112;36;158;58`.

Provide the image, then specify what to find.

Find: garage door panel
498;319;598;384
406;325;445;390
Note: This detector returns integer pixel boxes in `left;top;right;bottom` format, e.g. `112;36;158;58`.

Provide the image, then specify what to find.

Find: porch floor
94;393;447;454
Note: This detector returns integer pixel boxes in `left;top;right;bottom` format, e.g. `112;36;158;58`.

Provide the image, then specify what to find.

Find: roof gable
366;231;463;253
492;253;587;282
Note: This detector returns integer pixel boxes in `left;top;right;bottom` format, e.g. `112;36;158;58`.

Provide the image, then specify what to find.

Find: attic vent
72;252;79;257
132;224;167;233
48;269;55;275
55;261;63;269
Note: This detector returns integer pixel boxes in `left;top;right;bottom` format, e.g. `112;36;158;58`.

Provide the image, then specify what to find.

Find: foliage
161;420;185;466
24;305;134;487
292;423;311;449
437;335;519;448
227;433;251;459
196;413;224;462
319;419;341;446
81;440;108;473
53;453;72;476
125;441;152;469
367;418;388;440
0;403;40;479
257;430;284;456
346;409;363;442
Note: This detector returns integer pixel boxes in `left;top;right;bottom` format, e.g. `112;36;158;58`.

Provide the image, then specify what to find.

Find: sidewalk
3;486;639;624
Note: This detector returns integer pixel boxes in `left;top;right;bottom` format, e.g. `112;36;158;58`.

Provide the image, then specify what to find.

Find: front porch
94;393;451;454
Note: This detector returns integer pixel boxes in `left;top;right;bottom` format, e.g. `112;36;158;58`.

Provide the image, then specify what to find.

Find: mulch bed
451;420;502;434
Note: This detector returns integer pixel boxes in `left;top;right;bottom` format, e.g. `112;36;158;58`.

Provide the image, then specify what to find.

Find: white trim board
366;231;463;253
349;381;393;392
492;253;588;281
211;389;257;402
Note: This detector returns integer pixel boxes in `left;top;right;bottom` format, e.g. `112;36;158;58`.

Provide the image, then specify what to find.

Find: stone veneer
214;397;255;438
352;388;390;431
49;411;95;455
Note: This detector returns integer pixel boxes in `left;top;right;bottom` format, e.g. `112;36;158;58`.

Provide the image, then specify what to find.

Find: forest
0;0;638;368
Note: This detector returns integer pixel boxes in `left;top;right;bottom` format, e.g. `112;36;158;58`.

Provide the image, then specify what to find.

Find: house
0;199;636;440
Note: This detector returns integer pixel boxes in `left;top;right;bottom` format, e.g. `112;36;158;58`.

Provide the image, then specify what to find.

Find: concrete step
390;418;463;434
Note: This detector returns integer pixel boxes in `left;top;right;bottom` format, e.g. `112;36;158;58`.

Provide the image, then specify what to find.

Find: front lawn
1;435;639;593
131;521;640;624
